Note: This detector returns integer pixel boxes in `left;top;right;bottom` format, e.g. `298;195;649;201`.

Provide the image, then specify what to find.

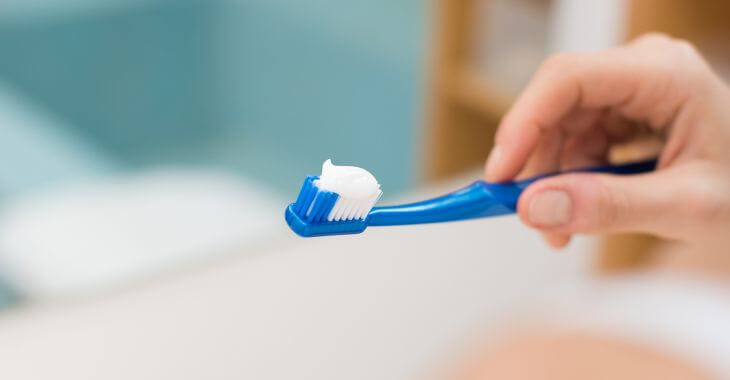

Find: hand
485;33;730;249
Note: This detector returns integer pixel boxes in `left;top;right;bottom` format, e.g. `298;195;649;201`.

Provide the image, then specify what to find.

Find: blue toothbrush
285;159;657;237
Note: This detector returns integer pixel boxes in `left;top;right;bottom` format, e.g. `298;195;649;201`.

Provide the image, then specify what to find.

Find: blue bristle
319;193;338;222
285;175;365;236
314;192;338;223
292;176;339;223
293;176;316;213
296;181;318;216
313;193;330;222
306;191;339;223
306;194;325;222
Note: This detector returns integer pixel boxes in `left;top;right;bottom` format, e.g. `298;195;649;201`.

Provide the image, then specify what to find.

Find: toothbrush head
284;176;365;237
285;160;382;237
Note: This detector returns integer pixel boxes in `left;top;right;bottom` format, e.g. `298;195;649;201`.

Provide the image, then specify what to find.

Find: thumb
516;164;711;239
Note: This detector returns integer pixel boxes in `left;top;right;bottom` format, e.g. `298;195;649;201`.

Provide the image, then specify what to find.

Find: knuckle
595;177;630;228
631;33;711;90
538;53;576;76
671;38;697;53
632;32;674;47
631;33;700;59
668;38;704;65
631;33;699;57
683;182;728;223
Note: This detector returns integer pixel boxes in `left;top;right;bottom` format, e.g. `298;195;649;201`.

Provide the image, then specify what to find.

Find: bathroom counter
0;172;597;380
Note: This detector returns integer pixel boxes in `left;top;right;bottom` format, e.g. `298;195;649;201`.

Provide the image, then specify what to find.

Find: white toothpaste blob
317;159;379;198
315;159;382;221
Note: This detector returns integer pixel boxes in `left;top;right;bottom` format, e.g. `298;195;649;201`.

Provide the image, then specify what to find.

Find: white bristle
330;198;347;221
354;197;371;220
330;201;346;221
355;193;379;219
327;189;382;221
310;180;381;222
342;202;357;221
313;160;382;222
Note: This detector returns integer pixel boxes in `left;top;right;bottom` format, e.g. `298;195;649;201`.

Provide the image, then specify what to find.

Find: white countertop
0;175;597;380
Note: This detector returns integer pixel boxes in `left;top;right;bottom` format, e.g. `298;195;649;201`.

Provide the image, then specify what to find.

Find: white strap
549;274;730;378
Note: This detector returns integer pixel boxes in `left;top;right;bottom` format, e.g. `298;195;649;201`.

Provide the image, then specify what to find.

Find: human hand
485;33;730;248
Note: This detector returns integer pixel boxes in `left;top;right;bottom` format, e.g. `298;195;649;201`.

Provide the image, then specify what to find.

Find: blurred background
0;0;728;378
0;0;426;305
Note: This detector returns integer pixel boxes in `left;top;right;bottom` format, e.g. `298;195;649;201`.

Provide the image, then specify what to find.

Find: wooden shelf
448;68;513;119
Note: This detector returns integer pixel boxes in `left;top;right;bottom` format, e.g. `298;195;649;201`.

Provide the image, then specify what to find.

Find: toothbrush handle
367;159;657;226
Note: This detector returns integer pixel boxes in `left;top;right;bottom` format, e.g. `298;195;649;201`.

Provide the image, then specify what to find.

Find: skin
484;33;730;249
453;34;730;379
452;332;713;380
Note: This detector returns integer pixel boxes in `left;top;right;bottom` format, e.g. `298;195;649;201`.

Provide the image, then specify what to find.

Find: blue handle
367;159;657;226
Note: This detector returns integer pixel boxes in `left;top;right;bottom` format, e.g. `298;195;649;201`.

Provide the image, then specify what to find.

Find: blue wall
209;0;426;194
0;0;426;198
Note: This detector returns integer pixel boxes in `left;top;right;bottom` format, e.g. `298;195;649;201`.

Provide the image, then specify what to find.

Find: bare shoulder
450;332;713;380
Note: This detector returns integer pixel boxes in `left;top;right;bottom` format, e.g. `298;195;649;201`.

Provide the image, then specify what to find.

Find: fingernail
528;190;572;227
486;146;502;178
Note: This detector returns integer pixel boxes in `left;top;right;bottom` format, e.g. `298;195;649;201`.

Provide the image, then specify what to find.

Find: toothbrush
285;159;657;237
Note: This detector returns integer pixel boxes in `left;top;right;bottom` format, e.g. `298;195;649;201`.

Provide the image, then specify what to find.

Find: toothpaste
316;159;380;199
315;159;382;221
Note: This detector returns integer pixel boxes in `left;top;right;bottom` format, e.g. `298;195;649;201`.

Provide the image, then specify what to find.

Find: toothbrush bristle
291;176;381;223
292;176;339;223
322;186;382;222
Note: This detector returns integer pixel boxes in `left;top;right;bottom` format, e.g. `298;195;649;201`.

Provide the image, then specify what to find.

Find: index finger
485;46;683;182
